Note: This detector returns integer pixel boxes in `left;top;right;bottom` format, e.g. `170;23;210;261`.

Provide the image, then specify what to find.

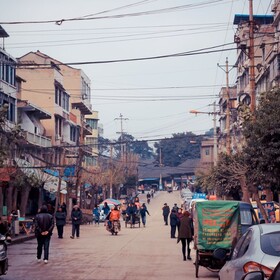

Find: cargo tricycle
192;200;258;278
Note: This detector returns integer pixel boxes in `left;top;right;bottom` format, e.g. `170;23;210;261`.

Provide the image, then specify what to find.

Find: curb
9;234;36;246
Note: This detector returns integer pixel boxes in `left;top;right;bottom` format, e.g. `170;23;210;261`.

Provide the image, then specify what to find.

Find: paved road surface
4;191;219;280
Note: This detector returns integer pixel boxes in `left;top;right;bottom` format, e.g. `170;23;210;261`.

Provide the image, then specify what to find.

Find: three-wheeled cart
193;200;258;278
125;212;141;228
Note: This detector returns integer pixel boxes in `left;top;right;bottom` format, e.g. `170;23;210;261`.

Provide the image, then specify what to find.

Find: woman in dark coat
177;210;194;261
55;206;66;238
70;205;82;239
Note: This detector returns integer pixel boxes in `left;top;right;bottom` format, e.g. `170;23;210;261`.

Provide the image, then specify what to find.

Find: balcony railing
24;131;52;147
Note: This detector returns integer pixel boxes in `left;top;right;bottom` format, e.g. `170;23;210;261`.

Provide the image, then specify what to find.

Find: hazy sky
1;0;272;141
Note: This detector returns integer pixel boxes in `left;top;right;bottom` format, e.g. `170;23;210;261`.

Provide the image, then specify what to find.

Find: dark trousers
37;235;51;260
180;238;192;258
56;225;64;238
163;215;168;225
170;225;176;238
141;215;146;226
72;224;80;237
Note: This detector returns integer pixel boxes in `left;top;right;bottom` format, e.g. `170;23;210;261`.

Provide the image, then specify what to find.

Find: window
55;116;62;137
231;230;252;260
86;119;98;129
205;148;210;156
0;53;16;86
84;155;97;166
261;232;280;257
0;92;16;123
70;125;77;142
86;137;98;147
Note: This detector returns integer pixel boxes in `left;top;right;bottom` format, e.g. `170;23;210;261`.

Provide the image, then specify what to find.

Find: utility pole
249;0;256;113
190;102;219;166
109;143;113;198
159;146;163;190
217;57;233;155
115;113;128;160
55;147;65;211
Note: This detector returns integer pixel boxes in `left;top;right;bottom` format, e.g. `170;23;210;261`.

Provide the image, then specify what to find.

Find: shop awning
14;158;67;194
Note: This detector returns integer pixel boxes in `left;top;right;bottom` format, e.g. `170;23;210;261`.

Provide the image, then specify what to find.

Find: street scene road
4;191;218;280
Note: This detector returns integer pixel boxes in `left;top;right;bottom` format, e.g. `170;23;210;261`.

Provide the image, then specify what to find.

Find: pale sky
1;0;272;141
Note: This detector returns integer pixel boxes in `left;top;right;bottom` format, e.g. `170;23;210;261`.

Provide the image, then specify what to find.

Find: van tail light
243;261;273;277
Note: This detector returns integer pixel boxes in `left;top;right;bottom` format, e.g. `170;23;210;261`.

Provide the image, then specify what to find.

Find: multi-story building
0;26;17;131
256;1;280;93
85;111;99;167
17;51;94;159
218;86;238;153
217;14;274;154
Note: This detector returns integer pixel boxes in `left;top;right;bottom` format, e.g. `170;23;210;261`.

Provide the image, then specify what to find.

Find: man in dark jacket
162;203;170;225
70;205;82;239
170;209;178;238
34;205;54;264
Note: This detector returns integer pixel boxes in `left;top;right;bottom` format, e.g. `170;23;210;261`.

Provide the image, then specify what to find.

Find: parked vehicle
242;261;280;280
0;234;11;276
193;200;258;278
219;224;280;280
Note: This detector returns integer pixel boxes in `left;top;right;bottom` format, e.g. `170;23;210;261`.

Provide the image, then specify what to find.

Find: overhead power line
0;0;230;25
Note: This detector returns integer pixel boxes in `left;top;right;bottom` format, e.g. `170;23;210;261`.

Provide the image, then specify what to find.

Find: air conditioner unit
55;135;61;140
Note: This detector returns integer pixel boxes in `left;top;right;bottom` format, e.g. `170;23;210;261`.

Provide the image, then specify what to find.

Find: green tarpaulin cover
195;201;240;250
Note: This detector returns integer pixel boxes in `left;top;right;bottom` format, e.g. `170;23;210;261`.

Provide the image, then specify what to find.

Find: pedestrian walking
176;208;183;230
172;203;179;213
162;203;170;225
170;209;178;238
139;203;150;227
61;202;67;215
70;205;82;239
34;205;54;264
177;210;194;261
93;204;100;225
55;206;66;238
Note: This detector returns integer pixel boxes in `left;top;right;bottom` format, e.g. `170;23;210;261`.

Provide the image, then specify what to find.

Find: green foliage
124;174;137;187
243;89;280;190
154;132;202;167
117;133;154;160
196;153;242;200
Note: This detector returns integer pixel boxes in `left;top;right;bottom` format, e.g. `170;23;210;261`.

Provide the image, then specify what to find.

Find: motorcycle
0;234;11;276
106;220;120;235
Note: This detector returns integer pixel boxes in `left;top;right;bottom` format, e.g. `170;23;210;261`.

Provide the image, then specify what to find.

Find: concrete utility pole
217;57;233;155
190;102;218;166
109;143;113;198
249;0;256;113
159;146;163;190
55;147;65;211
115;113;128;159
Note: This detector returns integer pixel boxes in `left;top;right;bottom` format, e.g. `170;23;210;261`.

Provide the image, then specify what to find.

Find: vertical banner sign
196;201;240;250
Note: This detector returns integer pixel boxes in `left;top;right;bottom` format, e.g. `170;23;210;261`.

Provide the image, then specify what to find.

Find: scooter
0;234;11;276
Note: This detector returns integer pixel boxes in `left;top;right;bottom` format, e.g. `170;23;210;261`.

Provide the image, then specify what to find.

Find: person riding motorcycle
107;206;121;232
109;206;121;222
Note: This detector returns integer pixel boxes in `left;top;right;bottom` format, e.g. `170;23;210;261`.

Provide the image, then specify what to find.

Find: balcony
24;131;52;147
83;121;93;136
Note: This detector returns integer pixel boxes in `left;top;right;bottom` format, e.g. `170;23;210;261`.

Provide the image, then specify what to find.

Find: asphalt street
4;191;218;280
